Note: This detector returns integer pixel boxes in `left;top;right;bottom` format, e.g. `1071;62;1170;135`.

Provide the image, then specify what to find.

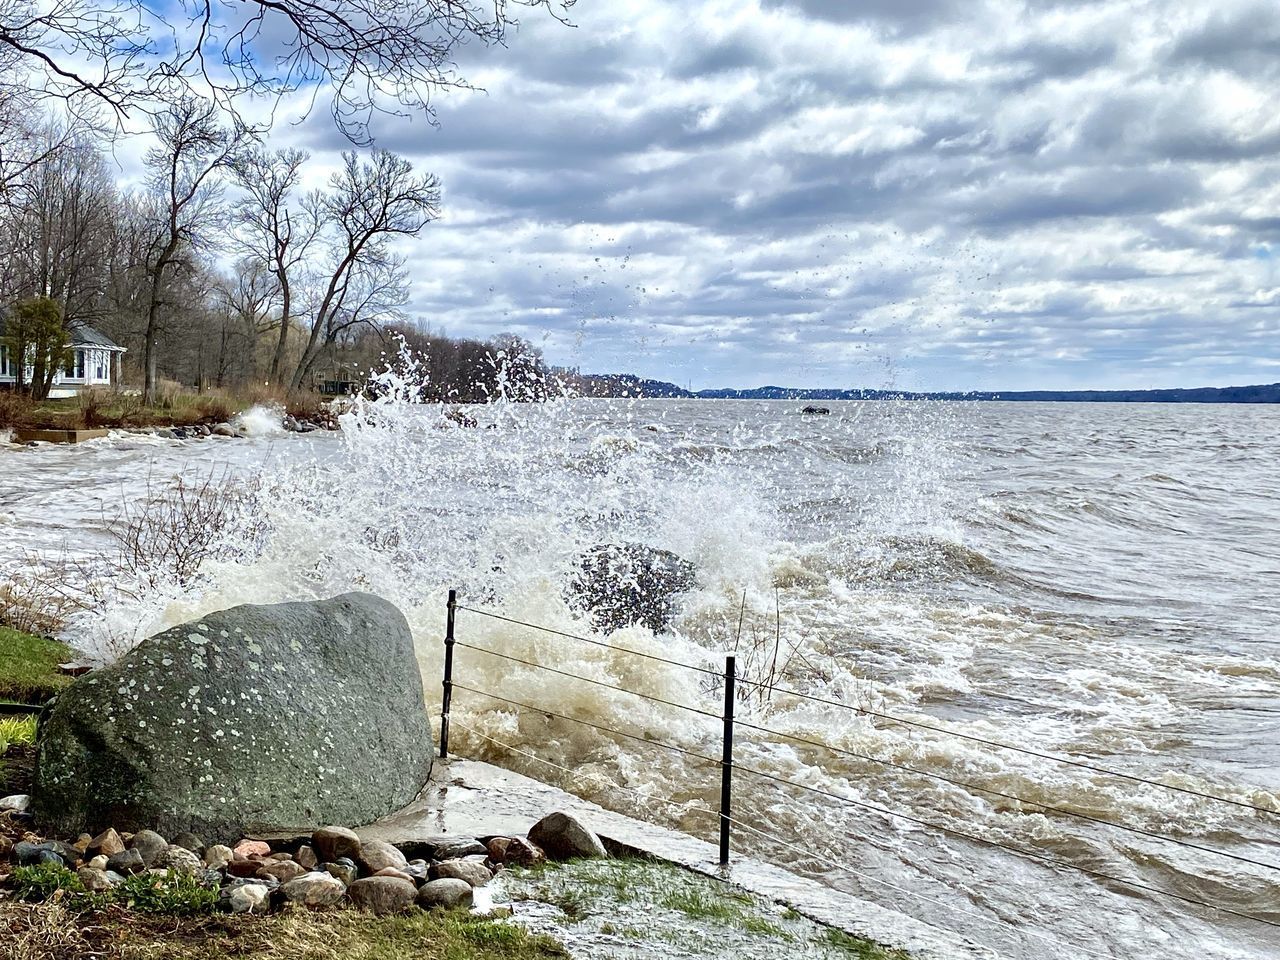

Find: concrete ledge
357;757;1000;960
13;428;110;444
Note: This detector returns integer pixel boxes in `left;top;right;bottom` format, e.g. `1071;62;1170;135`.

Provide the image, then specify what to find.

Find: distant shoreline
573;375;1280;404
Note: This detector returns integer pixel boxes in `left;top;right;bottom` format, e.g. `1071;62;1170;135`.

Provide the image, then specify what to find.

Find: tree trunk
270;278;291;384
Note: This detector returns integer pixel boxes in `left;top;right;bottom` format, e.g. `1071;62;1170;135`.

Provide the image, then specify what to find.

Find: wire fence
437;590;1280;952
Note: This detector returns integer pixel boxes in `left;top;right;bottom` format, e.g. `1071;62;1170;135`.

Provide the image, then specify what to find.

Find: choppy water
2;397;1278;959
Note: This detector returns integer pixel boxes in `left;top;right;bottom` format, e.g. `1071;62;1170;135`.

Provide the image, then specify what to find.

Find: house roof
70;325;126;351
0;312;126;352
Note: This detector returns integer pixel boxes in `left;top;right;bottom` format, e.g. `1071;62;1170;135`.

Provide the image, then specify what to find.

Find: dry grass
0;903;569;960
0;553;93;637
107;469;266;594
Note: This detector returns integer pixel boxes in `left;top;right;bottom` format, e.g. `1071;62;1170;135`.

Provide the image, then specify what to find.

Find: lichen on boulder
32;592;434;843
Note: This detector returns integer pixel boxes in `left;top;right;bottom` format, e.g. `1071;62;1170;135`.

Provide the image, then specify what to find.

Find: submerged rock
566;543;696;634
32;593;434;843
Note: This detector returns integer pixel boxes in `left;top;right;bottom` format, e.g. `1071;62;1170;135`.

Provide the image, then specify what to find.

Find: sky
238;2;1280;389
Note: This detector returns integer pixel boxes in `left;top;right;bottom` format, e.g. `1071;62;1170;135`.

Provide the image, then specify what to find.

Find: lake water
2;398;1277;959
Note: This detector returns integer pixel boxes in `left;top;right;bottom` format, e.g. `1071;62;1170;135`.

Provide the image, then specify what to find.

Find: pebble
226;883;272;914
106;848;145;875
227;858;266;878
257;860;307;884
86;827;125;858
417;878;474;910
312;826;362;863
487;836;545;866
172;832;206;856
77;867;120;892
234;839;271;859
204;844;235;871
429;837;487;860
324;860;358;886
88;855;109;871
128;830;169;866
348;876;417;915
357;839;408;875
153;845;203;875
373;867;416;885
295;845;319;870
281;871;347;908
430;859;492;887
528;811;608;861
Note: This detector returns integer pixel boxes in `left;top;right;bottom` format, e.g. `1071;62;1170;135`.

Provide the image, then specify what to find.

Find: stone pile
0;809;608;917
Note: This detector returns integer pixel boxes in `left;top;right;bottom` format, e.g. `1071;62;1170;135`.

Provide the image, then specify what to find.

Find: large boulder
33;593;433;843
566;543;696;634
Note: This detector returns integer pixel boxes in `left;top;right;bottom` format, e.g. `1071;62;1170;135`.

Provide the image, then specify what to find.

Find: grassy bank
0;387;336;433
0;903;569;960
0;628;72;705
502;857;911;960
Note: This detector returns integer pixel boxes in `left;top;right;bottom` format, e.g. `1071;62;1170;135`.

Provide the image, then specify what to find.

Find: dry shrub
0;391;35;430
75;387;113;429
0;552;93;635
108;469;266;592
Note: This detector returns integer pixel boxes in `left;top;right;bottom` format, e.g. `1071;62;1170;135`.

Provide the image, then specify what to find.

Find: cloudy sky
288;0;1280;391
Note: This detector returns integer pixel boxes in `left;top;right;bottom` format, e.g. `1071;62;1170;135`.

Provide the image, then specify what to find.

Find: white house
0;324;127;397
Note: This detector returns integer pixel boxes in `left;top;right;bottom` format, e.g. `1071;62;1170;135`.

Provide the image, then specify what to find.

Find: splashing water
233;404;286;437
6;376;1280;960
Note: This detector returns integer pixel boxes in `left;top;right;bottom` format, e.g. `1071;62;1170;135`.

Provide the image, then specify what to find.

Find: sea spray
33;378;1280;960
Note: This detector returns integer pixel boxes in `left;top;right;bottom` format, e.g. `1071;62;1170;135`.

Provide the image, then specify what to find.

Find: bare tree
1;0;575;143
139;97;241;402
231;147;322;383
289;150;440;390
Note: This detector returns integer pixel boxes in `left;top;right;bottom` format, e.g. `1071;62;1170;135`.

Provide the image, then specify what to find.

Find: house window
0;345;10;378
64;350;86;379
94;351;109;381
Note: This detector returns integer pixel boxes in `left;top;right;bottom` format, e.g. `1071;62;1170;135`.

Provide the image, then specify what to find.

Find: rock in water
566;543;696;634
32;593;434;842
527;811;608;860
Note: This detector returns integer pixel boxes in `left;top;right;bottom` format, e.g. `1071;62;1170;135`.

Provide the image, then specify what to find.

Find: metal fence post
440;589;457;758
719;654;736;865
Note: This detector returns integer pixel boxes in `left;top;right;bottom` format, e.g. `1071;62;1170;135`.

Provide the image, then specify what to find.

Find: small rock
295;845;319;870
204;844;235;871
77;867;120;892
14;842;55;866
257;860;307;884
348;876;417;915
374;867;416;885
172;832;205;856
234;839;271;859
528;811;608;861
417;878;473;910
0;795;30;812
86;827;125;858
73;833;93;853
312;826;361;863
325;860;358;886
266;852;294;861
87;855;109;871
428;837;487;860
225;883;271;914
404;861;430;883
153;845;203;875
281;871;347;908
128;830;169;866
429;859;492;887
357;839;408;875
487;836;544;867
106;848;145;875
212;423;236;438
227;858;265;878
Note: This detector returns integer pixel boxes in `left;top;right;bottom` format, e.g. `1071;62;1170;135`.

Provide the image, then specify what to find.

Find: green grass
503;857;912;960
0;903;570;960
0;715;38;752
0;627;72;704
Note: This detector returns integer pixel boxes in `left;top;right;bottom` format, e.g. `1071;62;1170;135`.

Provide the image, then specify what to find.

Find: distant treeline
576;378;1280;404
